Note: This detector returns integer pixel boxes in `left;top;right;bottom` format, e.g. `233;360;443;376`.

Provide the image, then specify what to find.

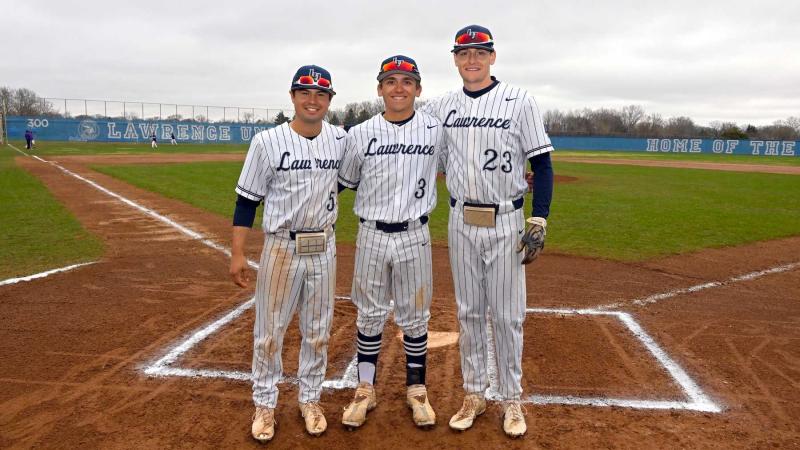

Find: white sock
358;362;376;385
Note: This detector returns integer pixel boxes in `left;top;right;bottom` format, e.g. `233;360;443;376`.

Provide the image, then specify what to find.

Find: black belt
359;215;429;233
289;224;334;240
449;197;524;211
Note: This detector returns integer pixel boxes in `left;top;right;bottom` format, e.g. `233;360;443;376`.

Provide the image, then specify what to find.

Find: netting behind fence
39;98;292;125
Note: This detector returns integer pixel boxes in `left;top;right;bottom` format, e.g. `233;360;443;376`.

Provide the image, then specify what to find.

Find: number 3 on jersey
414;178;426;199
482;148;512;173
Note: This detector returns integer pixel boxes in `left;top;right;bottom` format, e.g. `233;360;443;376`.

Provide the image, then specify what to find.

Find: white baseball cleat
502;401;527;438
448;393;486;431
300;402;327;436
342;382;377;429
406;384;436;427
251;407;276;443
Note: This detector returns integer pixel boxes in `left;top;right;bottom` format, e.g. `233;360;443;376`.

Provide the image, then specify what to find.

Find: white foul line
486;307;721;413
11;144;358;389
11;144;260;270
596;261;800;310
0;261;96;287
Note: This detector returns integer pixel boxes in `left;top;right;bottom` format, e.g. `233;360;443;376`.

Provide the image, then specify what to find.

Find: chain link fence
38;98;292;125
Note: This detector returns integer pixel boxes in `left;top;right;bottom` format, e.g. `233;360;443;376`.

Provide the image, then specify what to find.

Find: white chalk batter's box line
143;301;721;413
9;144;723;413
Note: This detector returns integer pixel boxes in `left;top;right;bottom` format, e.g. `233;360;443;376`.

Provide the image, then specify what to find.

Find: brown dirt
1;154;799;449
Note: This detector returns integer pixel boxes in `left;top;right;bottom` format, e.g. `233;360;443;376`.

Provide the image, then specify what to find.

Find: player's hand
230;253;250;288
525;171;534;193
516;217;546;265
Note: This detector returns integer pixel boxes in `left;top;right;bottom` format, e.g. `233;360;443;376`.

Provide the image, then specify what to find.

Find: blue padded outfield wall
7;116;275;144
7;116;799;156
550;136;798;157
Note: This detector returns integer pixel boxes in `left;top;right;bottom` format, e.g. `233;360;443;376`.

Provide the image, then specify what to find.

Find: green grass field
5;139;799;279
93;159;800;261
0;147;104;279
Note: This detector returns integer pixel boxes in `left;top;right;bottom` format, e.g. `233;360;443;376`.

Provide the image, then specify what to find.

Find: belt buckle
294;231;327;255
463;206;496;227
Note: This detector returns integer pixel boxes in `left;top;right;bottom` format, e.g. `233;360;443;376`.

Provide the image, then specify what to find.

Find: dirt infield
1;154;799;449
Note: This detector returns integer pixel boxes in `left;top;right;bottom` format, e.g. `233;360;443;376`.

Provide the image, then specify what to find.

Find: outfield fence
5;114;800;155
6;116;274;144
33;97;292;125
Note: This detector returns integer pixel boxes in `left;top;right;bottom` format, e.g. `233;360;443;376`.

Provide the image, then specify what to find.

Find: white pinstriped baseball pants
251;231;336;408
351;220;432;339
449;205;527;400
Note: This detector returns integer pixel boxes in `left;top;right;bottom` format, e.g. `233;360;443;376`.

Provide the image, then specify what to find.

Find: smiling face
453;47;496;89
289;88;331;125
378;74;421;120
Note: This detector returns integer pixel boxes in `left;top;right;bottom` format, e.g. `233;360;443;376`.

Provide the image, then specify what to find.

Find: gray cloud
2;0;798;125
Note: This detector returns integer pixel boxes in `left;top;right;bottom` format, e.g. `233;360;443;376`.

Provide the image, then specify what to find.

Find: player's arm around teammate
337;55;442;430
230;64;346;443
420;25;554;438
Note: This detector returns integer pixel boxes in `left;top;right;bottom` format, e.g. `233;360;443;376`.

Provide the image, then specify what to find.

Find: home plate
397;331;458;348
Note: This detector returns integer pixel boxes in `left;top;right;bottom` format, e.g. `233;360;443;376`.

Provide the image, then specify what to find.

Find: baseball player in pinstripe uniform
422;25;554;438
230;65;346;443
338;55;444;429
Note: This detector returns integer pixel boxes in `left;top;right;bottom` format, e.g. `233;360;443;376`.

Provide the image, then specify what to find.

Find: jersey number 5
326;192;335;212
483;148;512;173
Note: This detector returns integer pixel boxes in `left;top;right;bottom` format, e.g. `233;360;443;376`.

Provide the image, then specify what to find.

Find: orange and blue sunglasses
378;55;421;81
455;30;493;45
381;59;417;74
295;75;332;89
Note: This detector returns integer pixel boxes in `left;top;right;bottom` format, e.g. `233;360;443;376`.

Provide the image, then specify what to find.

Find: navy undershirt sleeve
233;194;260;227
528;152;553;218
337;182;356;193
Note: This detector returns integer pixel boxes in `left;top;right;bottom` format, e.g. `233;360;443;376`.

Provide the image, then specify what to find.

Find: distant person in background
170;132;177;145
25;129;33;149
150;133;158;149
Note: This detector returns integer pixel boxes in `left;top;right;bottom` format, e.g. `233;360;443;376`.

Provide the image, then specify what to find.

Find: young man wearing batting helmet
337;55;446;429
230;64;346;443
421;25;554;438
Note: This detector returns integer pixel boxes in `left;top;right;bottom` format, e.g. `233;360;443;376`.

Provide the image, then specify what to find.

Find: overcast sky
3;0;798;125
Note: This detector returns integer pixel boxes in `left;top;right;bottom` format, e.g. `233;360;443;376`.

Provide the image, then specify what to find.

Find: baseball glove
516;217;547;264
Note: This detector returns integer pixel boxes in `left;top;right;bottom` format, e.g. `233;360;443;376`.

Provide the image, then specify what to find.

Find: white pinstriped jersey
235;122;346;233
422;81;553;204
338;112;446;222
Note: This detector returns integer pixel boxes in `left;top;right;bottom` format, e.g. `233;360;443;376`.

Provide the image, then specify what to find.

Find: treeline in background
3;86;799;140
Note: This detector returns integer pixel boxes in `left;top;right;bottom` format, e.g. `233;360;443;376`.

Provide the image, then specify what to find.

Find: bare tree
756;121;799;139
543;109;565;133
0;87;12;113
591;108;626;135
621;105;645;132
635;113;664;137
0;86;56;116
785;116;800;133
664;116;697;137
326;110;341;126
